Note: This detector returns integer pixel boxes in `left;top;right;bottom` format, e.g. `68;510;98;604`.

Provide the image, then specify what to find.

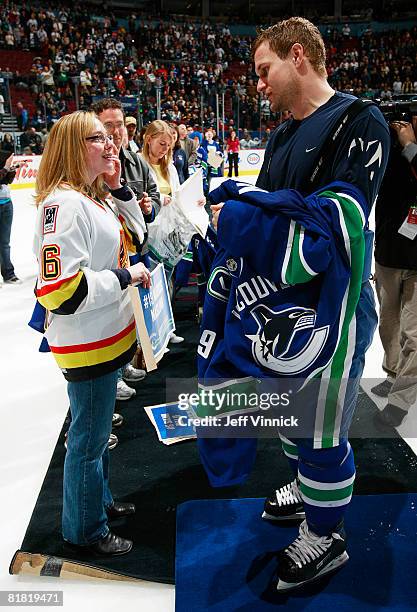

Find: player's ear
291;43;304;66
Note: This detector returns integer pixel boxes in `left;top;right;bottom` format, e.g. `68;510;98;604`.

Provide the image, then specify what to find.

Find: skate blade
276;551;349;592
262;510;306;521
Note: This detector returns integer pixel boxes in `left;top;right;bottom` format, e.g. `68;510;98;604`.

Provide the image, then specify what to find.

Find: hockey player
203;17;390;591
33;111;151;555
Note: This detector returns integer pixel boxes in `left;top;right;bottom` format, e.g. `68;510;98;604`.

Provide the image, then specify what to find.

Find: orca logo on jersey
246;304;329;375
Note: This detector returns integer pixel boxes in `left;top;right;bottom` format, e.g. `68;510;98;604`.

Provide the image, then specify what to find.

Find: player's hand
139;192;153;215
391;121;416;148
127;262;151;288
211;203;224;229
163;195;172;206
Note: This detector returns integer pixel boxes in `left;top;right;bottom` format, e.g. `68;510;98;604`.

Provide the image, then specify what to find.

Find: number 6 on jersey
41;244;61;281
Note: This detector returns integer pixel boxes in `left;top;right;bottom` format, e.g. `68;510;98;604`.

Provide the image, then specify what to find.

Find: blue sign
145;402;196;442
138;263;175;363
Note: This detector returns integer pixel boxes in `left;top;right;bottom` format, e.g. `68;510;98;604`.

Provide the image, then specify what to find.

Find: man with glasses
90;99;161;402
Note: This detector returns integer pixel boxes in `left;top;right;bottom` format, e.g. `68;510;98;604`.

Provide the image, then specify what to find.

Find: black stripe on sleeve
51;273;88;315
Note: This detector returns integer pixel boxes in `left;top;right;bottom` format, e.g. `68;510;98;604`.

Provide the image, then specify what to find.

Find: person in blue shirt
207;17;390;593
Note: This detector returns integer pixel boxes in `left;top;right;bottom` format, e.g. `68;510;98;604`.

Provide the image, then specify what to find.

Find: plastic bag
147;199;196;269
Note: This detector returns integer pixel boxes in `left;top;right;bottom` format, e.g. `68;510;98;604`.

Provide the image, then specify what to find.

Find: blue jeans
0;201;15;280
62;370;118;545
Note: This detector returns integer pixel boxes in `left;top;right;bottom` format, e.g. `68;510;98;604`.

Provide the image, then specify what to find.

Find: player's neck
292;79;335;121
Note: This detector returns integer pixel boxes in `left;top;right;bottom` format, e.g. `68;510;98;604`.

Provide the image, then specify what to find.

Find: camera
375;95;417;123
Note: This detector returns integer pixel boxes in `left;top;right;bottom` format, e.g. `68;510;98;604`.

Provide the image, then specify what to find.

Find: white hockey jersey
33;185;146;381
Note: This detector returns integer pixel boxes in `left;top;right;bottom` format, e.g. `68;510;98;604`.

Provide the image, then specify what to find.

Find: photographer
373;114;417;428
0;151;20;286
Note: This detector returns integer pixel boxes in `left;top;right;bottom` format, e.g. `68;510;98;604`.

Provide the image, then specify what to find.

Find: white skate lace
285;520;343;568
275;479;303;507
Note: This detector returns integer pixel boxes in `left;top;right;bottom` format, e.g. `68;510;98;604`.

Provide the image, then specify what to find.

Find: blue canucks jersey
199;181;368;417
196;93;390;487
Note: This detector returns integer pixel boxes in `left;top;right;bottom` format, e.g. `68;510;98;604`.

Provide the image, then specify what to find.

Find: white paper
398;216;417;240
207;150;223;169
174;169;209;237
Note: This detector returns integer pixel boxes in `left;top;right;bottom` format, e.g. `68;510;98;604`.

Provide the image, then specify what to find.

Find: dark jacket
173;146;188;184
375;136;417;269
120;147;161;255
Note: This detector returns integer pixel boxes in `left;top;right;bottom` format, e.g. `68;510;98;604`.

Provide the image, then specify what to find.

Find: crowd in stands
0;2;416;154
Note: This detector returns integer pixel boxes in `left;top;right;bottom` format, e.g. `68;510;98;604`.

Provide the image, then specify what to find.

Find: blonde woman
141;119;180;207
141;120;185;343
34;111;150;555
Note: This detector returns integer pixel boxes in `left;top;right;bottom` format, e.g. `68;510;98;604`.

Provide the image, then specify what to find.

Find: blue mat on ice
176;495;417;611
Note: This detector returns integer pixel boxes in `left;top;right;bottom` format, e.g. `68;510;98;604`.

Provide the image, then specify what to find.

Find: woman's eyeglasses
85;133;113;143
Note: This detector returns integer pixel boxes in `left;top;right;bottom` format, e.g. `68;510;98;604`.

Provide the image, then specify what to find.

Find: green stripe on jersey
316;191;365;448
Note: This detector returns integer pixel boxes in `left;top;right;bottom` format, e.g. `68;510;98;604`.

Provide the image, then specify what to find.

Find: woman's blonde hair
35;111;107;206
142;120;173;183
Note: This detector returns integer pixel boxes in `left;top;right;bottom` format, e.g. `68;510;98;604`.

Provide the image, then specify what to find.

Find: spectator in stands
2;6;416;138
240;128;260;149
0;151;20;285
342;23;351;38
40;64;55;91
47;109;60;131
15;101;28;131
19;126;42;155
32;109;46;131
1;133;15;153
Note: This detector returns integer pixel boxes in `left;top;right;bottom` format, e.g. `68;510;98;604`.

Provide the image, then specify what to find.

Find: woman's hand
127;262;151;288
103;142;122;190
197;197;206;207
211;203;224;230
139;192;153;215
163;195;172;206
